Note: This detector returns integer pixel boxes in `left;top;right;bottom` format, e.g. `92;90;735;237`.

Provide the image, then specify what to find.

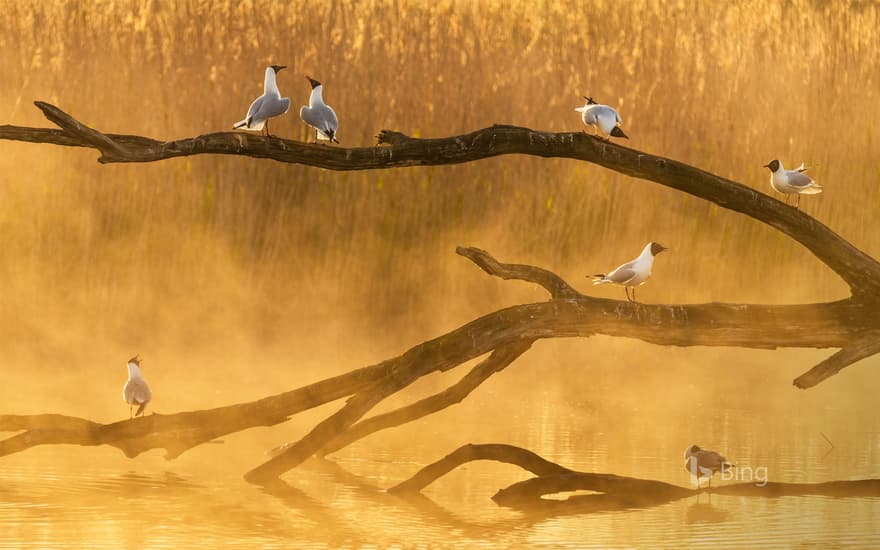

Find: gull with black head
590;242;667;302
300;75;339;144
122;354;152;419
233;65;291;137
575;96;628;140
684;444;734;489
762;159;822;208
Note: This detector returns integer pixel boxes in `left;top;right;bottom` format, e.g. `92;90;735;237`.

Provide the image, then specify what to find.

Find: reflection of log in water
3;102;880;483
391;444;880;515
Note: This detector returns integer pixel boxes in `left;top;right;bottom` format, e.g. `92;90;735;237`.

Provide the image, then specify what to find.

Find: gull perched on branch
300;75;339;144
233;65;291;137
762;159;822;208
684;444;734;488
575;96;628;140
590;242;667;302
123;355;152;419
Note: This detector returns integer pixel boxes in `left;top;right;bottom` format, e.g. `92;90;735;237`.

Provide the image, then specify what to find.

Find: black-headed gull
684;444;733;489
575;96;628;140
300;75;340;144
233;65;291;137
762;159;822;208
590;242;666;302
123;355;152;419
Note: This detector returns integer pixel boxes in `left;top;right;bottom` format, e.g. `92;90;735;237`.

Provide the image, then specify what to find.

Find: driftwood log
2;102;880;485
389;444;880;514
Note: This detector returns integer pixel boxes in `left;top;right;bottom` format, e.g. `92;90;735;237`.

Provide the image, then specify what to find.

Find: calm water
2;342;880;548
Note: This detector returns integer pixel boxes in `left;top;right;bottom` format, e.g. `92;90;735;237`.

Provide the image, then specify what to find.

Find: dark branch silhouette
389;443;880;514
2;102;880;483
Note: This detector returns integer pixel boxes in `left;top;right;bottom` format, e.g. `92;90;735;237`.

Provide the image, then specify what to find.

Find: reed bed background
0;0;878;413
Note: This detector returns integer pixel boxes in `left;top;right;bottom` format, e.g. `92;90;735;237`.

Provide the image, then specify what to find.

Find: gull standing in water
575;96;628;140
763;159;822;208
684;444;734;489
232;65;291;137
590;242;667;302
123;355;152;419
300;75;339;144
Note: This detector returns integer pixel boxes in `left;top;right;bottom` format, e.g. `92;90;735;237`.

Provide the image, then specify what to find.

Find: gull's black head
650;242;668;256
684;444;701;458
582;96;597;105
127;354;141;366
305;75;322;89
763;159;780;172
270;65;287;74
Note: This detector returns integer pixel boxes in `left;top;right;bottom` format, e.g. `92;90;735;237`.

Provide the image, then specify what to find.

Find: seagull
575;96;628;140
232;65;291;137
590;242;667;302
123;355;152;419
762;159;823;208
684;444;734;489
300;75;339;144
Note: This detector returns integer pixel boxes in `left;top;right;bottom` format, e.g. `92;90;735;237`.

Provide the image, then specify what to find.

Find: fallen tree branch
792;331;880;388
317;341;534;457
0;361;392;459
3;102;879;297
390;443;880;514
388;443;573;494
4;102;880;483
1;246;878;482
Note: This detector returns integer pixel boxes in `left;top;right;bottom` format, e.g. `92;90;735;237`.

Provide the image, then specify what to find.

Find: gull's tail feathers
800;183;823;195
590;274;609;285
610;126;629;139
232;118;249;129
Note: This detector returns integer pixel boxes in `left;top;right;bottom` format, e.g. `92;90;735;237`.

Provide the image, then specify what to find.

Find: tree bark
3;102;880;484
4;102;879;297
390;443;880;514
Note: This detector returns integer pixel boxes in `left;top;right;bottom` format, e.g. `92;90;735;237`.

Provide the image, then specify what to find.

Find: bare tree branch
793;331;880;389
3;102;879;296
389;443;573;494
317;341;534;457
390;443;880;515
3;102;880;484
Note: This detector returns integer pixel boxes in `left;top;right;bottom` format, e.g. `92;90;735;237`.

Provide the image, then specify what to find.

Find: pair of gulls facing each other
575;97;823;208
233;65;339;143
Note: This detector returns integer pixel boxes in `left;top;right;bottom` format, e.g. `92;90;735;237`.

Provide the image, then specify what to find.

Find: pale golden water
2;340;880;547
2;0;880;547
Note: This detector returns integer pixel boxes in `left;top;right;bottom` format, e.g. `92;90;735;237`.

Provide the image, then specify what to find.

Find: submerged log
390;443;880;514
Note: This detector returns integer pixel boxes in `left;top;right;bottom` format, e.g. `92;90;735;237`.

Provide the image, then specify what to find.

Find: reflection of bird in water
123;355;152;419
684;444;733;488
685;500;730;524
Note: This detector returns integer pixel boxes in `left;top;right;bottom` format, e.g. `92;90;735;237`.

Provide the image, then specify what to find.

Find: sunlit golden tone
0;0;879;546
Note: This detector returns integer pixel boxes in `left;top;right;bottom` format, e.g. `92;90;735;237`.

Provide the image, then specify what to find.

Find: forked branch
2;102;880;484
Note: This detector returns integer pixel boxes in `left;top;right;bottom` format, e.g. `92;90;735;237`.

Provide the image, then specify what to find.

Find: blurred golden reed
0;0;878;374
